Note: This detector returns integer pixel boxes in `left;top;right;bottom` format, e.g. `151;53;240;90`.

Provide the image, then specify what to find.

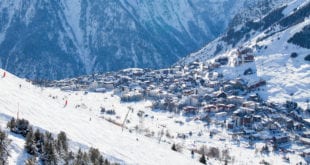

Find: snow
0;115;29;164
0;69;307;164
249;18;310;109
180;1;310;110
282;0;310;16
0;69;200;165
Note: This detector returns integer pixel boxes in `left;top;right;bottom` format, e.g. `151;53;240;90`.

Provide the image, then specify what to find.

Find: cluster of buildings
38;47;310;160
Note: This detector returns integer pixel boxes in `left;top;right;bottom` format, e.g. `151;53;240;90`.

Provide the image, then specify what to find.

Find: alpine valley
0;0;288;79
0;0;310;165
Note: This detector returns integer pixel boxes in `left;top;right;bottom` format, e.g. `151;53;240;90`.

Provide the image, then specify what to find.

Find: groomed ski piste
0;69;307;165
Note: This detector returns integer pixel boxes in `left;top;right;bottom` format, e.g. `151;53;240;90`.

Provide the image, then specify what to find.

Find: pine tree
64;151;75;165
199;154;206;164
16;119;30;136
42;141;57;165
98;155;104;165
73;149;93;165
89;147;101;164
82;152;90;164
34;129;43;154
7;118;16;132
57;131;68;153
25;127;36;155
104;159;110;165
74;149;84;165
0;128;11;165
34;129;43;143
171;143;177;151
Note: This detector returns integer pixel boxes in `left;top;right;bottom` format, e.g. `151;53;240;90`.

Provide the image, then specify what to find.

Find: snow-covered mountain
179;0;310;64
0;0;286;80
178;0;310;107
1;1;310;164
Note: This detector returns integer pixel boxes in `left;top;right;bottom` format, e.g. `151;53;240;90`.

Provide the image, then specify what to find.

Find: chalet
234;107;255;116
286;119;294;129
61;85;76;91
183;106;198;114
273;135;290;144
209;62;221;69
172;65;182;72
243;54;255;63
304;119;310;126
242;101;257;109
207;81;219;88
301;131;310;138
253;115;262;122
181;95;199;106
203;104;217;112
99;81;114;89
183;89;194;96
269;122;281;130
223;84;233;92
227;95;244;105
215;56;229;65
301;148;310;159
243;68;254;75
241;115;252;126
188;61;201;69
294;123;304;131
226;104;237;111
243;129;255;136
121;91;143;102
235;47;255;65
215;112;227;119
238;47;253;55
216;104;227;111
248;80;266;90
94;88;106;93
228;79;245;91
216;91;227;99
289;111;302;121
227;120;235;129
248;93;261;102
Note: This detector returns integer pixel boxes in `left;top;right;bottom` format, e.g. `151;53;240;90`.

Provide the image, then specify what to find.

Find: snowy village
27;46;309;165
0;0;310;165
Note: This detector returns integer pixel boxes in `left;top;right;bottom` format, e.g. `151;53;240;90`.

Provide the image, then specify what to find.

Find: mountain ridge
0;0;286;79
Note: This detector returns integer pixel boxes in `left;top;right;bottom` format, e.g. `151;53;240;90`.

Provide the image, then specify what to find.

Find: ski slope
0;69;200;165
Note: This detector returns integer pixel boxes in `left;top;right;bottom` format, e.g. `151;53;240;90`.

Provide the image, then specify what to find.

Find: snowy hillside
0;1;309;164
1;63;309;164
179;0;310;63
178;0;310;108
0;69;200;165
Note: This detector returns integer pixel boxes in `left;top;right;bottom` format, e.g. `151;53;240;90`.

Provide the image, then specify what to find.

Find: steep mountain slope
178;0;310;108
0;0;285;79
179;0;309;64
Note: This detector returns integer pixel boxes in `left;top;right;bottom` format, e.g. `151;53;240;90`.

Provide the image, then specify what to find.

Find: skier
191;149;195;158
2;71;6;78
64;100;68;107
